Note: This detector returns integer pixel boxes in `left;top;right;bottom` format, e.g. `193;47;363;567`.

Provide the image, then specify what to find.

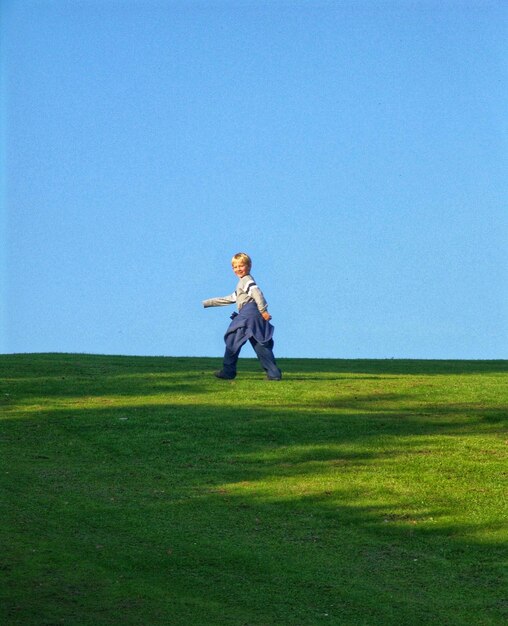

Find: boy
203;253;282;380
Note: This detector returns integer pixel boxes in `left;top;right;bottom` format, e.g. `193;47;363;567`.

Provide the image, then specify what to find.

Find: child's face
232;260;250;278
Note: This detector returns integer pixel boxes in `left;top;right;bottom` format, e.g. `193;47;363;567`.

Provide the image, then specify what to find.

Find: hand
262;311;272;321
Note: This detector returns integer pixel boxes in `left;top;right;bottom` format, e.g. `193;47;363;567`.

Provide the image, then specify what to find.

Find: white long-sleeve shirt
203;274;268;314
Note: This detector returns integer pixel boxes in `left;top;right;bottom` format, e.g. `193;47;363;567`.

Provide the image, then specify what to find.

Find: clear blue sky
2;0;507;360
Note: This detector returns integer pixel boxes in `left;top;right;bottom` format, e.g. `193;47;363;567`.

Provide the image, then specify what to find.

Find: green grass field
1;353;507;625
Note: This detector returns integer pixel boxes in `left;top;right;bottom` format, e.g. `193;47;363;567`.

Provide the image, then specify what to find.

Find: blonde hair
231;252;252;270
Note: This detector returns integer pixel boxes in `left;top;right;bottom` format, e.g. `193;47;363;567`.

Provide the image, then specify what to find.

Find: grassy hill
1;353;507;625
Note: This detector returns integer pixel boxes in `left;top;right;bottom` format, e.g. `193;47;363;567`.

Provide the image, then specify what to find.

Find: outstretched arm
203;292;236;308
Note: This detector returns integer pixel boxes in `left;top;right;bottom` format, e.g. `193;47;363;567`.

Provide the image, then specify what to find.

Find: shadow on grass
2;353;507;404
1;354;507;625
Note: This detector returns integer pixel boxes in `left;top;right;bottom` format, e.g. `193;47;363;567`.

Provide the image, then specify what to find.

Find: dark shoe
214;370;235;380
266;375;282;381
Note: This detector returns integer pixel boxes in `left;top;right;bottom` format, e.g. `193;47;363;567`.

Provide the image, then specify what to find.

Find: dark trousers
223;337;281;379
